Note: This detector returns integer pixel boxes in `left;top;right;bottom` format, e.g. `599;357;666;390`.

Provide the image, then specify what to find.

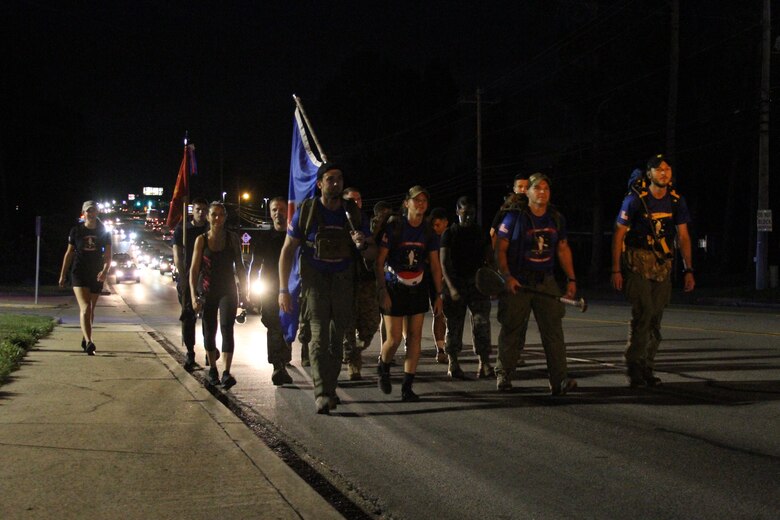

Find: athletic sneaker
81;339;87;351
85;342;96;356
315;396;330;415
271;365;293;386
207;367;220;385
221;372;237;390
550;378;577;396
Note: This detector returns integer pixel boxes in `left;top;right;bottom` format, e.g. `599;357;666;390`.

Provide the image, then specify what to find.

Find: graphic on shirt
527;227;554;264
83;235;97;252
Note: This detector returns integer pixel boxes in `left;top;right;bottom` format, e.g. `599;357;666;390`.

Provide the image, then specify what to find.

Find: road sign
757;209;773;232
241;232;251;244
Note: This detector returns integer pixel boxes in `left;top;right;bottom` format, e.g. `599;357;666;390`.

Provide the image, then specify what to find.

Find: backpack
297;197;363;261
624;167;681;259
375;211;434;251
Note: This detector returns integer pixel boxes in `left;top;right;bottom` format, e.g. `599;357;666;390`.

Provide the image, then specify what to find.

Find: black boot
401;372;420;402
377;358;392;394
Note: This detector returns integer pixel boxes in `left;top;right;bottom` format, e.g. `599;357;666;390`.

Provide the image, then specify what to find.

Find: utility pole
461;88;496;225
476;88;483;226
756;0;771;290
666;0;679;167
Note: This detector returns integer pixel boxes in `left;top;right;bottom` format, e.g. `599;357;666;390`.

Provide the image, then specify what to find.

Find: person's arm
58;244;75;287
611;224;629;291
173;243;185;278
189;235;205;311
556;239;576;299
232;233;249;304
428;249;444;316
439;246;459;301
676;223;695;292
375;246;391;313
98;241;112;282
495;237;520;294
277;235;300;313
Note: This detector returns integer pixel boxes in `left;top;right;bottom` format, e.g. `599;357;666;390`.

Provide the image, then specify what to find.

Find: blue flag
281;107;321;343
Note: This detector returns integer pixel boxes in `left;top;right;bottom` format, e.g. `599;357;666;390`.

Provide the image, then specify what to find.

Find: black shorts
71;269;104;294
384;282;429;317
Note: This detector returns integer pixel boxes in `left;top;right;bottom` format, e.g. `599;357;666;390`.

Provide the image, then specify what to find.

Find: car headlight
111;261;117;267
251;277;266;297
115;270;124;277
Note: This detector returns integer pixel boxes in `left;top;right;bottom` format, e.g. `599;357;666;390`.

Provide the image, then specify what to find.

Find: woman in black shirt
58;201;112;355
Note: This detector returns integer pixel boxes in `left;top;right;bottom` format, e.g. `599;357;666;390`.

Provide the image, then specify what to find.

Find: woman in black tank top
190;202;248;388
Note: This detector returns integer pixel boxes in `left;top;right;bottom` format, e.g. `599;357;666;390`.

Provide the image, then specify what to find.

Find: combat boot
496;369;512;392
477;357;495;379
626;362;647;388
642;365;662;387
447;354;467;380
347;351;363;381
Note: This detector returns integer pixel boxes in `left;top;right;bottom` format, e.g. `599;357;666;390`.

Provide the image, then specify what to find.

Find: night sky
2;0;777;280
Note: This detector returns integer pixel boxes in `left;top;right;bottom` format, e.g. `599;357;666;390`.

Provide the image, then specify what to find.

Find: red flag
166;144;195;228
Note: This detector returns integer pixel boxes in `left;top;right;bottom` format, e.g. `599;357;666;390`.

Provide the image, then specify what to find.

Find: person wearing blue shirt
375;185;443;402
278;164;375;414
495;173;578;395
611;154;695;387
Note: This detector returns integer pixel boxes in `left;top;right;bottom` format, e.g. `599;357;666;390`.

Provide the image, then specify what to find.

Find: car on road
109;253;132;274
111;256;140;283
158;254;175;275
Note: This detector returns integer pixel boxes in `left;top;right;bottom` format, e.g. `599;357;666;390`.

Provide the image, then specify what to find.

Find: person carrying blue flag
278;163;375;414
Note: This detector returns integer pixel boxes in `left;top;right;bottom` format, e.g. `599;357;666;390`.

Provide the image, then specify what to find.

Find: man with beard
341;187;380;381
254;197;294;385
611;154;695;387
172;197;209;370
279;164;375;414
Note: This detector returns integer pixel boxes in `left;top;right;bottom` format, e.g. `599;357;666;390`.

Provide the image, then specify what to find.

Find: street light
238;192;250;226
263;197;270;218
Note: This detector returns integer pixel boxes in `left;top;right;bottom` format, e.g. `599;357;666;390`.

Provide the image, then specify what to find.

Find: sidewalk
0;293;343;520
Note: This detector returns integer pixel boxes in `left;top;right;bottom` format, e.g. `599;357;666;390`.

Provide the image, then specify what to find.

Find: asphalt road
112;227;780;520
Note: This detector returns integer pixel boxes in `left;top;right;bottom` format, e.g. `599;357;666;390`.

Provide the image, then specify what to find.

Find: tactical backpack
623;167;681;259
297;197;362;261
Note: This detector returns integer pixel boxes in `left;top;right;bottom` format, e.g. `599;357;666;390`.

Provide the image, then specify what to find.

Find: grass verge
0;314;55;385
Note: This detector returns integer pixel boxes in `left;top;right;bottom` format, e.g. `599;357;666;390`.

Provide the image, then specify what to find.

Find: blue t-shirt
288;199;369;273
616;191;691;245
379;218;439;285
497;210;566;278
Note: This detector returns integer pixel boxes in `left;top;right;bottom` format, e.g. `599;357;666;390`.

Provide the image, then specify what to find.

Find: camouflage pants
343;278;380;361
623;270;672;369
443;280;491;359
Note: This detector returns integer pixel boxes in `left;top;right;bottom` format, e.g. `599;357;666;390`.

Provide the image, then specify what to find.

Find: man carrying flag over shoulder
278;163;375;415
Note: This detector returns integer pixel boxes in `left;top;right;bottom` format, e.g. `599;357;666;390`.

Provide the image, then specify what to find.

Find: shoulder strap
299;198;317;236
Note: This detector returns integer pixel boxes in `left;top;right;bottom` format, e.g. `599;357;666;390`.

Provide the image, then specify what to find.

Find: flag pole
182;131;189;255
292;94;328;163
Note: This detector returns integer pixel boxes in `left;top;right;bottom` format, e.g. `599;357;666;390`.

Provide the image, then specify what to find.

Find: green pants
300;264;354;399
623;270;672;369
343;276;380;358
496;275;567;387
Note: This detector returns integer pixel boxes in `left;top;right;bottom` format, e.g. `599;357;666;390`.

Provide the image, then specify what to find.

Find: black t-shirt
173;220;209;270
440;223;490;281
253;229;286;294
68;222;110;275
